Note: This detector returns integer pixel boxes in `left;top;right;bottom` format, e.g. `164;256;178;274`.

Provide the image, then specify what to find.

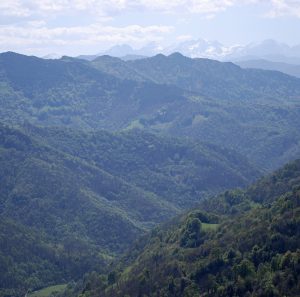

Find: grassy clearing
29;284;67;297
202;223;219;231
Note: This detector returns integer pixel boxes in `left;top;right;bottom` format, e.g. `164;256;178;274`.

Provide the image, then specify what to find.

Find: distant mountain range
77;43;158;61
72;39;300;65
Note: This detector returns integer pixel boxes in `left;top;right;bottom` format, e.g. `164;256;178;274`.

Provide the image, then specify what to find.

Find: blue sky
0;0;299;56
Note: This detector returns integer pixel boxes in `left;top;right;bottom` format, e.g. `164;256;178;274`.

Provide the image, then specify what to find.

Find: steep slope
128;53;300;102
126;54;300;170
24;124;259;208
131;92;300;170
0;51;185;130
89;53;300;102
0;123;260;295
87;54;300;170
0;124;173;296
0;124;173;247
1;51;300;170
0;218;106;297
80;160;300;297
90;55;148;82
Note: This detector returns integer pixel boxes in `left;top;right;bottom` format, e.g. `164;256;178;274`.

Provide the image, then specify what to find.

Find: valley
0;51;299;297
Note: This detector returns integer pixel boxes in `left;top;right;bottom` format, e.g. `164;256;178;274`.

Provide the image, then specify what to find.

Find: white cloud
0;0;300;17
0;0;30;16
0;0;251;17
266;0;300;18
0;0;298;56
0;22;173;55
176;34;193;41
1;0;299;19
187;0;234;14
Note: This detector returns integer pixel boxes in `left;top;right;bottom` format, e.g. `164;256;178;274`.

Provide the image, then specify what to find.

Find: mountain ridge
236;59;300;78
1;51;300;171
1;48;300;296
74;39;300;65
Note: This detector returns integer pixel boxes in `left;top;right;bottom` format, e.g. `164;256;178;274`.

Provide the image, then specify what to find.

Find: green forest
0;123;260;296
0;51;299;296
75;160;300;297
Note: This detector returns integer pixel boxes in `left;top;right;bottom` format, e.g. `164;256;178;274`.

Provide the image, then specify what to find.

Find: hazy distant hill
169;39;300;63
0;51;186;130
79;39;300;64
236;59;300;78
120;54;147;61
127;52;300;101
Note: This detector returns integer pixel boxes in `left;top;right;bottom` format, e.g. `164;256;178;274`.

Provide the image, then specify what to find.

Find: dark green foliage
90;55;148;82
1;51;300;296
128;53;300;101
0;219;98;297
0;52;185;132
0;123;260;295
82;160;300;297
1;52;300;170
24;124;259;208
180;218;202;248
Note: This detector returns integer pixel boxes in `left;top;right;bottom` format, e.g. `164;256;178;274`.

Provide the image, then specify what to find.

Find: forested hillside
0;123;260;296
1;51;300;296
128;53;300;101
1;52;300;169
78;160;300;297
25;124;259;208
0;52;185;130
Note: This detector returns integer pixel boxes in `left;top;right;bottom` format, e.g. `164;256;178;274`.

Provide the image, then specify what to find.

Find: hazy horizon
1;0;300;56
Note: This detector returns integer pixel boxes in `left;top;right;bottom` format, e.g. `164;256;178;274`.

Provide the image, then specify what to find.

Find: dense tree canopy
77;160;300;297
0;123;260;296
1;51;300;296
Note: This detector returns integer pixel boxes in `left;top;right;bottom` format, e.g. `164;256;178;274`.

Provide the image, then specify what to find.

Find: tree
180;218;202;248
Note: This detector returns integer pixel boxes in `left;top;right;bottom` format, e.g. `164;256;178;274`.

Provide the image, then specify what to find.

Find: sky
0;0;300;56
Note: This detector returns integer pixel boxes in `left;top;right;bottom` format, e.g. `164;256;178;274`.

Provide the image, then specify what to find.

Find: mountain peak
93;55;122;62
0;51;26;58
152;53;167;59
168;52;186;59
102;44;135;57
